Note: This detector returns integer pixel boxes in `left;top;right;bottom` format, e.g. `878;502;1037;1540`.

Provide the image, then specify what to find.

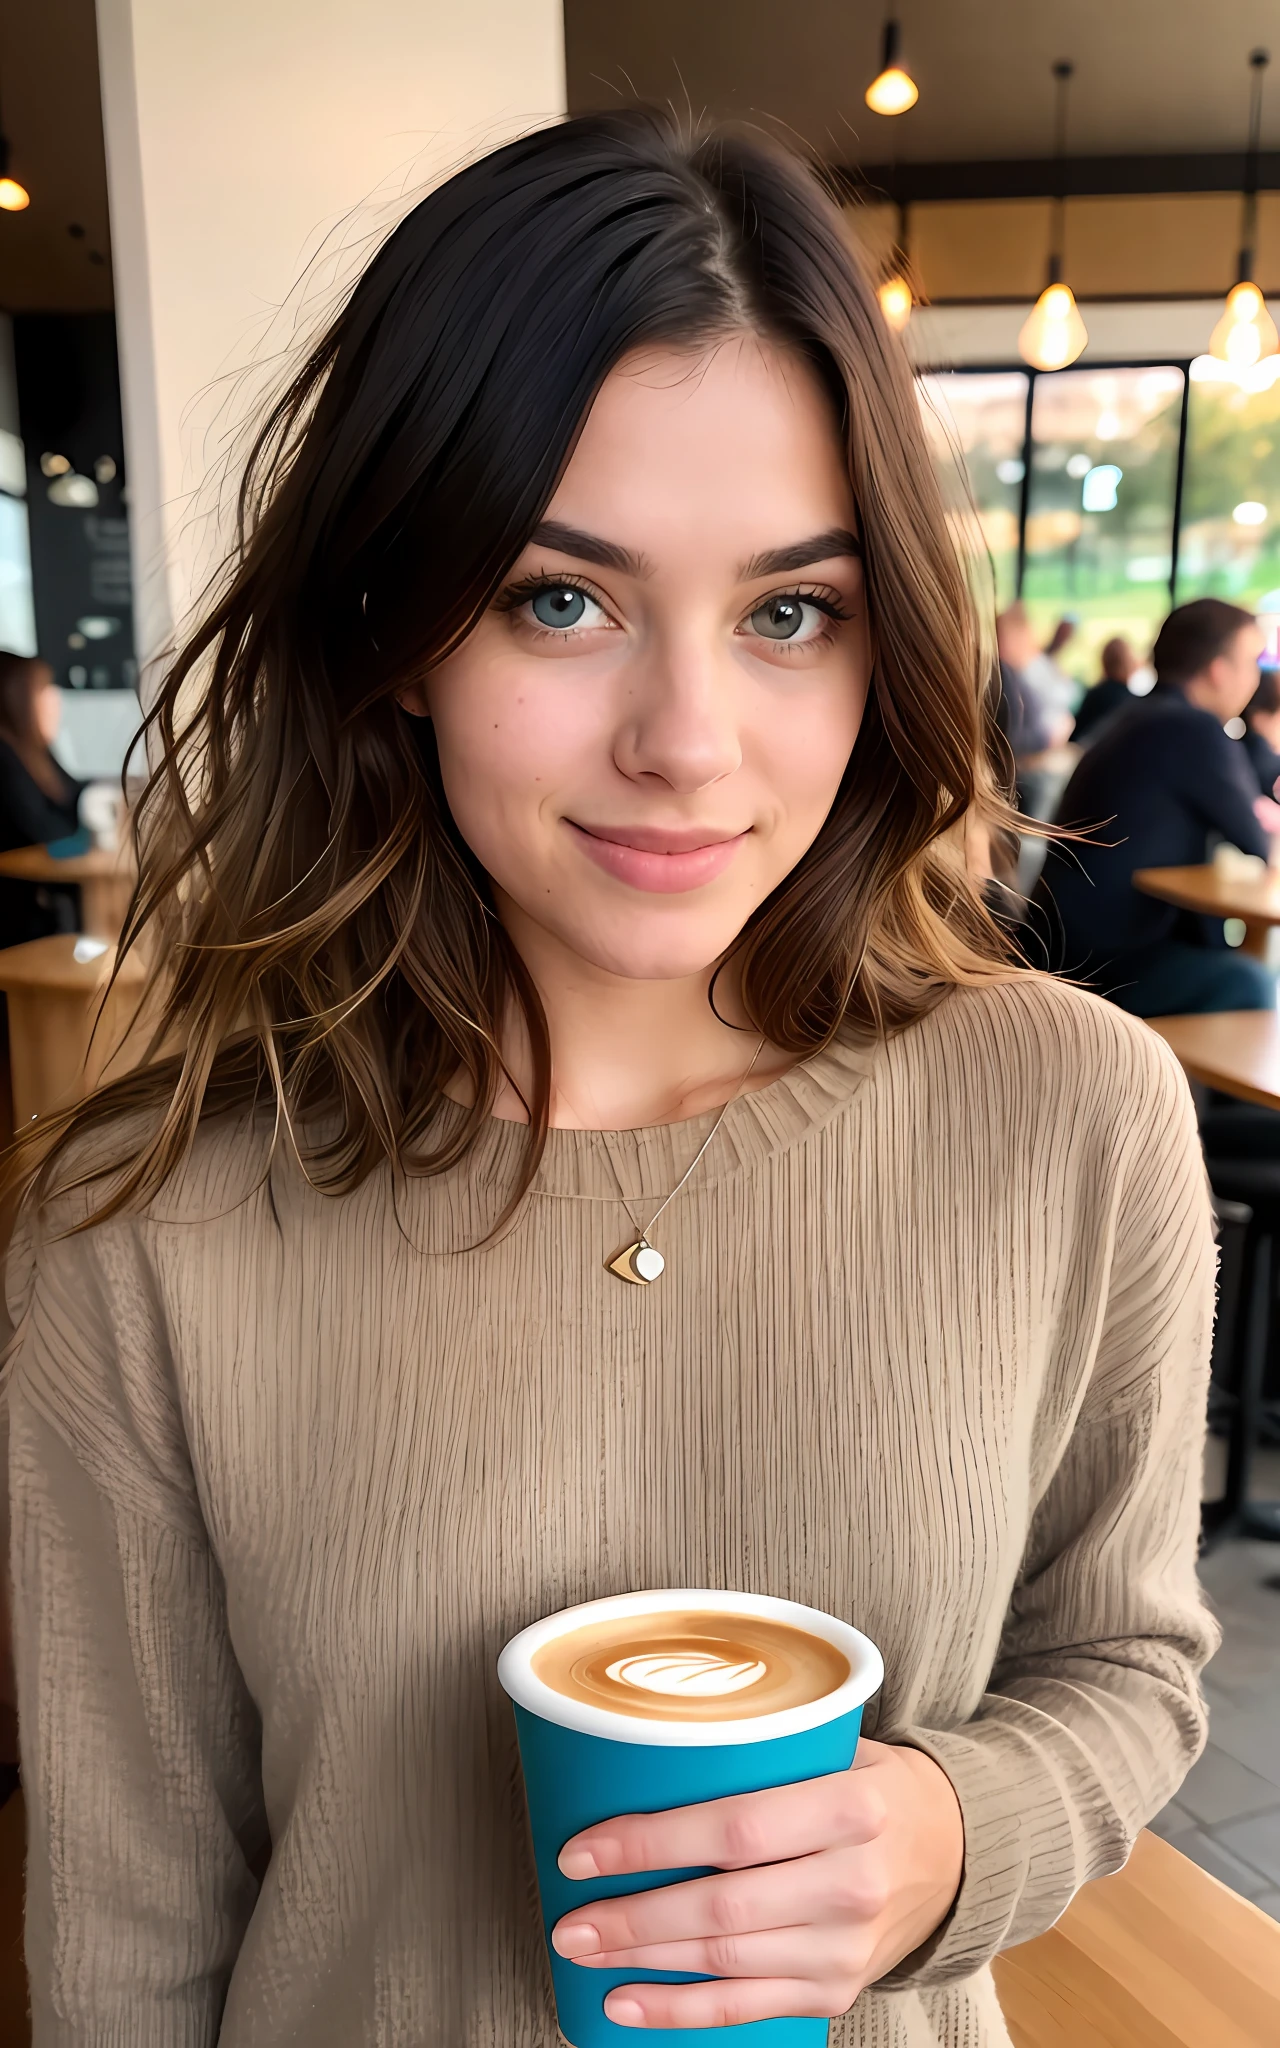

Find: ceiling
565;0;1280;169
3;0;1278;319
0;0;112;313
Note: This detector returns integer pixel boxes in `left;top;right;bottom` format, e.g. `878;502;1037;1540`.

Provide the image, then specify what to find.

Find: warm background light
865;66;918;116
0;176;29;212
1209;280;1279;368
1018;282;1089;371
877;275;913;329
865;18;917;116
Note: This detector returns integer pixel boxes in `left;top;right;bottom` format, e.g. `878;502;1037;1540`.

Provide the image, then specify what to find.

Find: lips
565;820;749;893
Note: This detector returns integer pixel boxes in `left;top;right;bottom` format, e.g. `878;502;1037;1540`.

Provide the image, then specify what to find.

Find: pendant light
0;74;29;212
865;18;918;116
1210;50;1278;370
877;203;915;331
1018;62;1088;372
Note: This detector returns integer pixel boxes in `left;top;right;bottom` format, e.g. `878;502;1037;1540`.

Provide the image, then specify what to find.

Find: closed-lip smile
565;820;751;893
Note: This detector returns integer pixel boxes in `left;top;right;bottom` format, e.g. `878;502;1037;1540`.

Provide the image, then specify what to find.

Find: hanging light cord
1048;61;1073;287
1239;49;1270;283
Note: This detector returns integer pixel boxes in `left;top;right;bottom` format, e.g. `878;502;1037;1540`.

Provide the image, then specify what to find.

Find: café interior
0;0;1279;2041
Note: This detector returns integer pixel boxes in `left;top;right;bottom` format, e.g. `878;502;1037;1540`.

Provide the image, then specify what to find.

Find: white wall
95;0;567;682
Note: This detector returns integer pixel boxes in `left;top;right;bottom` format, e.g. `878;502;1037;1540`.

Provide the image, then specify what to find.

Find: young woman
6;114;1215;2048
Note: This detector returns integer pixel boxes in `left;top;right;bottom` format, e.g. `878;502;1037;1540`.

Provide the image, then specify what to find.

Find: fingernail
604;1996;646;2027
552;1922;600;1958
558;1845;601;1879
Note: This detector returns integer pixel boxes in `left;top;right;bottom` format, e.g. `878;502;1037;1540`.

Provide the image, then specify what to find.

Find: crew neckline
451;1032;883;1203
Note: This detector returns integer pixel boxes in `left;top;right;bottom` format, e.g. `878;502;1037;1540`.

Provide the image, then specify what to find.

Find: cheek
748;672;867;831
426;649;601;861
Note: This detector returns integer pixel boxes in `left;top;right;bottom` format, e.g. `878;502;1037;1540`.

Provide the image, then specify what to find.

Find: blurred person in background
1032;598;1275;1015
1071;634;1139;746
1241;665;1280;799
0;651;83;950
995;603;1065;820
1022;613;1080;732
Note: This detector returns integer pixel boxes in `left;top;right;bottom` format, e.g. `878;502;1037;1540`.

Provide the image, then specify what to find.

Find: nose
613;629;743;795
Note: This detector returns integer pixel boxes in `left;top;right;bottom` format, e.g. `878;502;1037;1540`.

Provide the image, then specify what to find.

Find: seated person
995;604;1064;821
1070;634;1138;745
1241;664;1280;799
0;650;83;948
1022;613;1080;732
1032;598;1274;1016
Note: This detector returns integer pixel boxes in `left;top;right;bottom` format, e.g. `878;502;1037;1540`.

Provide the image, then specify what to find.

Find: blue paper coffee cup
499;1589;884;2048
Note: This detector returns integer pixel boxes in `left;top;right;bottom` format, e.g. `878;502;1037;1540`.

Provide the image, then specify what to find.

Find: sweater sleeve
884;1026;1219;1986
6;1208;267;2046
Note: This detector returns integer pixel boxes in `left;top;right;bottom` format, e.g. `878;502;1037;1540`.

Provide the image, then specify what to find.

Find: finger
603;1977;844;2030
558;1768;886;1880
570;1919;873;1991
552;1847;887;1958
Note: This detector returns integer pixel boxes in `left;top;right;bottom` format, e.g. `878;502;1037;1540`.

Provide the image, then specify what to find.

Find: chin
551;910;749;985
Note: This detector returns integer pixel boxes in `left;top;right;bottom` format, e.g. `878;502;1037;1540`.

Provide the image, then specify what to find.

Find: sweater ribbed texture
5;975;1218;2047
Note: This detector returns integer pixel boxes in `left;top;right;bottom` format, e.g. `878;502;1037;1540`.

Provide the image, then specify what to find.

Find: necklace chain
623;1036;765;1242
531;1038;767;1285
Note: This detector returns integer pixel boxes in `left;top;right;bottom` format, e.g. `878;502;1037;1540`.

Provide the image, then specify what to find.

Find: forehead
544;338;855;561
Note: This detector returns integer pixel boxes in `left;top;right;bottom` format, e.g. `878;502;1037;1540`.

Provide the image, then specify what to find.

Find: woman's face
33;664;60;746
407;338;869;986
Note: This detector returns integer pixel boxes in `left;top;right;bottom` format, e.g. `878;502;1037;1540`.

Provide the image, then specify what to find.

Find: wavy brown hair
19;110;1017;1227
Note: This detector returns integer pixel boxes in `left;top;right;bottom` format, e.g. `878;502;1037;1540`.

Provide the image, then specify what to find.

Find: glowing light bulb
866;67;918;115
0;176;29;212
1018;282;1089;371
1210;280;1279;368
877;274;913;330
865;20;918;115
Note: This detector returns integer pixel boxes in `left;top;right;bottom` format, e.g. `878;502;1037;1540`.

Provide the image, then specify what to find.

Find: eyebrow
529;520;650;577
741;529;863;579
526;519;863;583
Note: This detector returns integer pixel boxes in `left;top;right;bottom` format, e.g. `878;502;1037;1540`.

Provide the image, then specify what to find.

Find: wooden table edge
1144;1012;1280;1111
1133;865;1280;923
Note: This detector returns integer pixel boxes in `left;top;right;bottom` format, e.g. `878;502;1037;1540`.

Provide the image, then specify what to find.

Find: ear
395;681;431;718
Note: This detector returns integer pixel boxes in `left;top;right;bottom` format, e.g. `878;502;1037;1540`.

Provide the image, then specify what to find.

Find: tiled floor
1150;1443;1280;1918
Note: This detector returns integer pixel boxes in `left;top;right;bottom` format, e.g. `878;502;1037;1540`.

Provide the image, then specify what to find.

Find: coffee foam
531;1609;850;1724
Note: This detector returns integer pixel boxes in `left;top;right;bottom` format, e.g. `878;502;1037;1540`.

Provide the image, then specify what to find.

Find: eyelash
495;572;854;648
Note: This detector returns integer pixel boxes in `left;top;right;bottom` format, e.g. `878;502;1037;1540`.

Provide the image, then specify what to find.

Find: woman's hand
550;1738;964;2029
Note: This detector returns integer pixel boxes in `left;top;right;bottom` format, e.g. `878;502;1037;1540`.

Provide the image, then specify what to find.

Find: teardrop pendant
605;1237;666;1286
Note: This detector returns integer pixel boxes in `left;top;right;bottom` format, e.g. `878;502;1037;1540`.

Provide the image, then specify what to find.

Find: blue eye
749;595;818;641
531;586;590;629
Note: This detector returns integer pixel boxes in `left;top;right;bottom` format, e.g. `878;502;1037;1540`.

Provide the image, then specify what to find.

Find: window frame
931;358;1196;604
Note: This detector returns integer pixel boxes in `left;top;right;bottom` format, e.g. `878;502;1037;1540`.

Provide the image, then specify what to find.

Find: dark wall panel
13;312;135;692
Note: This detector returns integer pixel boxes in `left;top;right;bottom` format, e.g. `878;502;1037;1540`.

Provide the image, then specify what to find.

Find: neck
486;893;784;1131
1178;676;1221;715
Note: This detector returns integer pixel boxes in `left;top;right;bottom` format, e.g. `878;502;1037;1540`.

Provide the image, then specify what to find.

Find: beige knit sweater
7;974;1217;2048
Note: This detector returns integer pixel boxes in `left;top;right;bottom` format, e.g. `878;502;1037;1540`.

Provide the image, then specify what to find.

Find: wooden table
0;842;134;941
0;934;148;1126
993;1827;1280;2046
1148;1010;1280;1544
1134;864;1280;960
1147;1008;1280;1112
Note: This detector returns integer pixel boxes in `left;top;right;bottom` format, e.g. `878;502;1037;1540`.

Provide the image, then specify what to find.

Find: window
1022;367;1184;683
920;356;1280;686
1178;360;1280;661
0;425;36;657
918;372;1028;610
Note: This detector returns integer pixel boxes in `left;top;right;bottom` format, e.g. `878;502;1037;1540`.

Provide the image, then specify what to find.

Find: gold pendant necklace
603;1039;765;1287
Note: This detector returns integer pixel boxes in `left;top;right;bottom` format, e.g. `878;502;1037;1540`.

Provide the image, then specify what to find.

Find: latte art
532;1609;850;1723
604;1651;770;1698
